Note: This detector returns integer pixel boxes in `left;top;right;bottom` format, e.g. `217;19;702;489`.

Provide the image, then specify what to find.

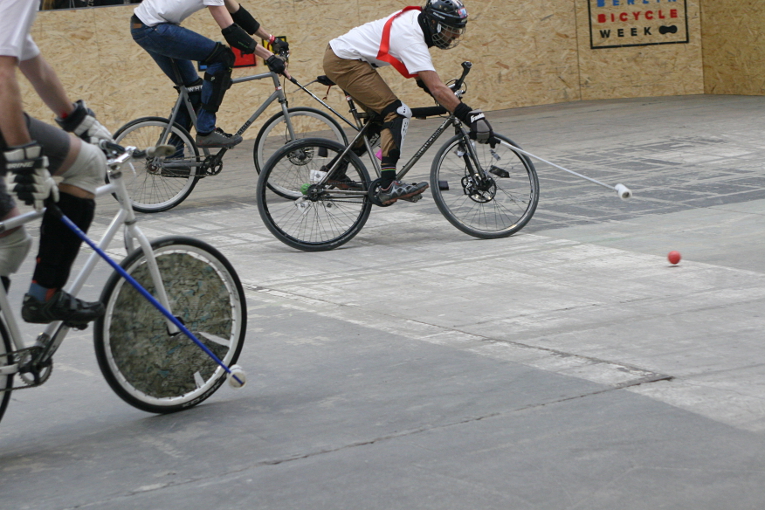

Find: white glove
56;100;113;145
4;142;60;212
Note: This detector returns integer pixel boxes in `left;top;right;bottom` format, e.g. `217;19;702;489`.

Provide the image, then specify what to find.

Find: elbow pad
232;6;260;35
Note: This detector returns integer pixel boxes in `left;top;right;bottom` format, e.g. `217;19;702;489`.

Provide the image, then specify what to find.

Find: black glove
55;100;113;144
4;142;59;212
467;109;493;144
266;55;286;75
454;103;493;144
231;5;260;35
271;38;290;58
222;24;256;54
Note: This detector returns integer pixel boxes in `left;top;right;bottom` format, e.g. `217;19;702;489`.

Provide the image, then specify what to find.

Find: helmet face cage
424;0;468;50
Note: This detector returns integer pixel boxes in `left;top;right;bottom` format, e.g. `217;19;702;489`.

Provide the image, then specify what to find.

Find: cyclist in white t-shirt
323;0;493;206
0;0;112;328
132;0;290;149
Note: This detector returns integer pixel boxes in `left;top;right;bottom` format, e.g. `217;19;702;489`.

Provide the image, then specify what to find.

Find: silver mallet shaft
506;145;632;200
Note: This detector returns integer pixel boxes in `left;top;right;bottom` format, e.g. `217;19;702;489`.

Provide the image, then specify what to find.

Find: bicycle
0;143;247;425
255;61;540;251
114;62;348;213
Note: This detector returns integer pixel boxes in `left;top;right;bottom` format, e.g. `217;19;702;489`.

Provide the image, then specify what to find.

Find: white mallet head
615;184;632;200
228;364;247;389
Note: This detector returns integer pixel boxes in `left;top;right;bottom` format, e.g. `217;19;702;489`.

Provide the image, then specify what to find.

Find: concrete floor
1;94;764;509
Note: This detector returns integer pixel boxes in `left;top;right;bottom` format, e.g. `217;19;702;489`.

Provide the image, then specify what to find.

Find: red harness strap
376;6;422;79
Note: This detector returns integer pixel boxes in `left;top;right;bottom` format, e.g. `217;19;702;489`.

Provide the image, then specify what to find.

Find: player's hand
56;100;113;145
266;55;287;75
467;109;493;144
271;38;289;58
4;142;59;212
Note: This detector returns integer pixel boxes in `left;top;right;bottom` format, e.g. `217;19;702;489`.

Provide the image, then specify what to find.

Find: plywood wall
15;0;761;138
700;0;765;95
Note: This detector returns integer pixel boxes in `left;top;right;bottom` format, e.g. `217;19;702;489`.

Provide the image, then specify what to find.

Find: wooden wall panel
700;0;765;95
574;0;704;100
15;1;762;139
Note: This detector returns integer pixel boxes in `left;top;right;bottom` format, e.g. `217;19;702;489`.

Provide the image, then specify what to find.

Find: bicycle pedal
489;166;510;178
64;321;89;331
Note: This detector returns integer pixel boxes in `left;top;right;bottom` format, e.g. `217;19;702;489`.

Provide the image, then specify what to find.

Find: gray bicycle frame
311;103;485;197
0;150;177;379
162;68;297;155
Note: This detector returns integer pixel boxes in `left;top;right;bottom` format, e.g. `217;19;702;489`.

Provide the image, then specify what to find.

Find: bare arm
209;4;235;30
18;55;75;119
0;56;32;147
417;70;460;112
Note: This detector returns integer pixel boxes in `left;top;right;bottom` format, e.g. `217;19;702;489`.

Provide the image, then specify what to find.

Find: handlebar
453;61;472;91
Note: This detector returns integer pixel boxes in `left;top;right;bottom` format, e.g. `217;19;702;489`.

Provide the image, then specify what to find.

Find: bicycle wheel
94;236;246;414
114;117;200;213
430;133;539;239
253;107;348;174
0;321;12;425
257;138;372;251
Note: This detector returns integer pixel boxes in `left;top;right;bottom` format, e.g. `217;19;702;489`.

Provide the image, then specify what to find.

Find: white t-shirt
0;0;40;62
135;0;225;26
329;9;435;75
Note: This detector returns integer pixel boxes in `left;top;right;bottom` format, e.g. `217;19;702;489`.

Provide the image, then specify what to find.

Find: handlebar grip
453;61;473;90
410;106;448;118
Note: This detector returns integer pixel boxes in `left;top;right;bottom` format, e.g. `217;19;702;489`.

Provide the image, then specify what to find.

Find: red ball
668;251;681;265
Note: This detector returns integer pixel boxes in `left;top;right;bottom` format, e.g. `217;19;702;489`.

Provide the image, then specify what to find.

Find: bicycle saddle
317;75;336;87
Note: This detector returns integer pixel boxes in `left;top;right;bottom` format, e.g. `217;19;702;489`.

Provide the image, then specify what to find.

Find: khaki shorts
323;45;401;160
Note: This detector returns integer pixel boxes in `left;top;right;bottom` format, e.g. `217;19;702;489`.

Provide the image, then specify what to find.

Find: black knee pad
201;43;235;113
32;193;95;289
381;100;412;160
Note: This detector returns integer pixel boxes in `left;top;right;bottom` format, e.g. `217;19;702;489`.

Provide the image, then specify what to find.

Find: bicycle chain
2;345;54;391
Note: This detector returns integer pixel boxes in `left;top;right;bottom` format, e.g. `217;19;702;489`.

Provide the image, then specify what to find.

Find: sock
380;169;396;188
28;282;55;302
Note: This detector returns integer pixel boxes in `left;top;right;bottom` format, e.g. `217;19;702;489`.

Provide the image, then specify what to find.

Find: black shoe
22;291;105;330
196;128;243;149
376;181;429;205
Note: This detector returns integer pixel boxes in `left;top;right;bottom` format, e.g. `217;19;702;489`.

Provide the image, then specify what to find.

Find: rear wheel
114;117;200;213
257;138;372;251
430;133;539;238
0;321;12;425
94;236;246;414
253;107;347;174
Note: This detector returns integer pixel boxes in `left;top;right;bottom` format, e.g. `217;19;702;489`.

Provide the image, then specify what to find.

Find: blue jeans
131;21;225;134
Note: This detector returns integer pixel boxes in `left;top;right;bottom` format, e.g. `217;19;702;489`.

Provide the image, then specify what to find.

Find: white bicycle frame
0;149;178;378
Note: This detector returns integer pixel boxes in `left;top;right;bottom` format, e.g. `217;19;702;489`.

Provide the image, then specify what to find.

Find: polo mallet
48;166;246;388
507;144;632;200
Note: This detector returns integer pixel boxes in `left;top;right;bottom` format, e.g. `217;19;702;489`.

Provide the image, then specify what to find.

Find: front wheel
430;133;539;239
94;236;246;414
114;117;201;213
253;107;348;174
257;138;372;251
0;321;12;426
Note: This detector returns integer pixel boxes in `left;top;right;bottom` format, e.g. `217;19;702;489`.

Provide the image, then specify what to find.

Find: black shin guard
32;193;95;289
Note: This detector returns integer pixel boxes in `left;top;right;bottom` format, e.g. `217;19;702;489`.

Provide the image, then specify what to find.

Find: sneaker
196;128;243;149
376;180;429;205
22;291;105;329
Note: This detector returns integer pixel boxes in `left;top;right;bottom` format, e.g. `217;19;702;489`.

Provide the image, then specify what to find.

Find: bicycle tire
430;133;539;239
253;107;348;175
114;117;200;213
0;320;12;426
94;236;246;414
257;138;372;251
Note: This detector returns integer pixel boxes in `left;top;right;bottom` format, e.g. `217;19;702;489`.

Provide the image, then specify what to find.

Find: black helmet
422;0;468;50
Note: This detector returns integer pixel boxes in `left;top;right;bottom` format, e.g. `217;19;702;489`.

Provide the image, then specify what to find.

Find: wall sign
588;0;689;49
